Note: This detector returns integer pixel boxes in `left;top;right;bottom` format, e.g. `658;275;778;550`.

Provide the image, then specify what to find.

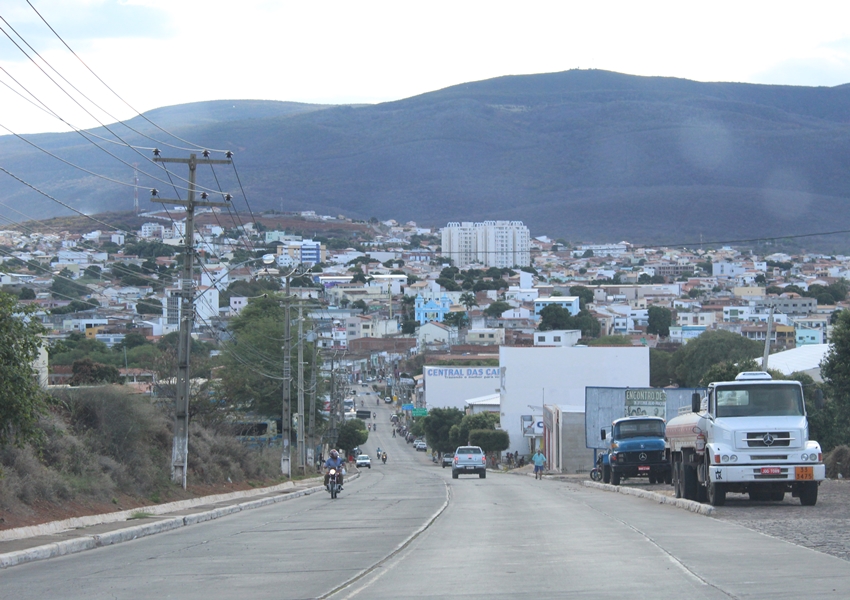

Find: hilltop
2;70;850;251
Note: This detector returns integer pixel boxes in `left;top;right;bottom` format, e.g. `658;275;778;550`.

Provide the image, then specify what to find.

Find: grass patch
127;511;154;520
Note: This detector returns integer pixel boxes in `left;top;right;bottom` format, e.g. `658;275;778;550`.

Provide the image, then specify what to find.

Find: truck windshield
715;384;803;417
614;420;665;439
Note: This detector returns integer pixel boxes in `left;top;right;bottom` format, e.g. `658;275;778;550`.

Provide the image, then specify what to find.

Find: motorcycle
326;468;342;499
590;453;604;482
381;453;387;464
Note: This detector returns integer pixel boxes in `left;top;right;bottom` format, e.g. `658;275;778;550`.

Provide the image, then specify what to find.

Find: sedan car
441;453;454;468
355;454;371;469
414;440;427;452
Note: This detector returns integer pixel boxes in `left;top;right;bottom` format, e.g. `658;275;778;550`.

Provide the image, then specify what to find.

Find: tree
820;309;850;449
336;420;368;455
698;359;760;387
483;300;511;318
443;311;467;328
351;299;368;311
668;330;763;388
449;412;500;447
0;293;50;447
401;320;417;335
421;407;464;453
68;358;121;386
459;292;477;311
647;305;672;337
649;349;673;388
51;268;89;299
569;286;594;309
468;429;510;456
19;286;35;300
538;304;572;331
137;297;163;315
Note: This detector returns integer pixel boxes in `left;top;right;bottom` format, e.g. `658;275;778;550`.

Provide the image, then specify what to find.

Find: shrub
825;445;850;479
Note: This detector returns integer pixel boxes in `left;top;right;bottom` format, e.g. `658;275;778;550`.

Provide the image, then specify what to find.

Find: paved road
3;397;849;599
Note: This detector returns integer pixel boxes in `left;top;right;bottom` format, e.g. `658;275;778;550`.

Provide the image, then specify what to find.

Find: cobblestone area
597;476;850;562
709;479;850;562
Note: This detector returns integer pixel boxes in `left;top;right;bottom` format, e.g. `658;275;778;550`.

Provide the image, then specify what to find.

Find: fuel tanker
665;371;825;506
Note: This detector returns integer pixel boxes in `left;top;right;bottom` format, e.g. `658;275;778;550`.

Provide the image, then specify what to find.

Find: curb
582;480;715;516
0;473;357;570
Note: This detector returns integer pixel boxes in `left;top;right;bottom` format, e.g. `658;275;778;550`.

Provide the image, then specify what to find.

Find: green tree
569;286;594;309
401;320;417;335
136;297;163;315
18;287;35;300
459;292;477;311
820;309;850;449
51;268;89;299
68;358;122;386
669;330;762;388
483;300;512;318
421;407;465;453
647;305;672;337
336;419;369;455
0;293;50;447
538;304;572;331
649;349;673;388
443;312;468;328
351;299;368;311
698;359;761;387
449;412;500;447
468;428;510;456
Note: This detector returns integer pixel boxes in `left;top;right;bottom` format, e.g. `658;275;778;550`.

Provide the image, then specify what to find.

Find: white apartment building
441;221;530;268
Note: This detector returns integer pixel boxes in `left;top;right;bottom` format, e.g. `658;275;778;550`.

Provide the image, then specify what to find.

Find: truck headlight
722;454;738;463
801;453;809;461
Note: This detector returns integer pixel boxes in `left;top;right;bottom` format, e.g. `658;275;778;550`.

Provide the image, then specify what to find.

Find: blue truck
600;416;671;486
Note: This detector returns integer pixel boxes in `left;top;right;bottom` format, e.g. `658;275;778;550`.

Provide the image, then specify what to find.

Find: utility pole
297;302;306;474
281;272;292;478
308;328;317;470
151;150;232;488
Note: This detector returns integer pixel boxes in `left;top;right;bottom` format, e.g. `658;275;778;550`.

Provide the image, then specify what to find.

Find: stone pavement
0;472;360;569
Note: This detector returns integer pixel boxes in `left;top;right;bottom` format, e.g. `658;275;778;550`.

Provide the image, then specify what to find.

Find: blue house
415;294;452;324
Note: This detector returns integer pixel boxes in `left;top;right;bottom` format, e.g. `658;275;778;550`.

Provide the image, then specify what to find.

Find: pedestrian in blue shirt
531;450;546;480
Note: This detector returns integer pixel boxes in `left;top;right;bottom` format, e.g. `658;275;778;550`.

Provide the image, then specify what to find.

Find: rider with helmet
323;449;346;489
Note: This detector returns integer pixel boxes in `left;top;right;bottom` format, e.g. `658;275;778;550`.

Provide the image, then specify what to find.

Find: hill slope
2;70;850;250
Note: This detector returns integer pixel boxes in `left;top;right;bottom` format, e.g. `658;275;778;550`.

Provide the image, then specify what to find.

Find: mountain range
2;69;850;251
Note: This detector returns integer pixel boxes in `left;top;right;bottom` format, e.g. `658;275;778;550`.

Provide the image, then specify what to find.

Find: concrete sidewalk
0;472;359;569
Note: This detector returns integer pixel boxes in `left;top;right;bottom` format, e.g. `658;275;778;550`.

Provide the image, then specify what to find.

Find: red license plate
638;466;650;471
761;467;781;475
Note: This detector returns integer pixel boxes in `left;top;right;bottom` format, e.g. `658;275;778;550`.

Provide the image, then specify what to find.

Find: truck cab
601;416;671;486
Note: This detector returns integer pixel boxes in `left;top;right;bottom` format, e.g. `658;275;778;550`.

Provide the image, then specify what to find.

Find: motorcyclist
373;412;376;419
392;429;396;438
323;449;345;490
381;452;387;464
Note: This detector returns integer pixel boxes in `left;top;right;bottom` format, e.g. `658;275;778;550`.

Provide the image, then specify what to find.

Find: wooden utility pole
151;151;232;488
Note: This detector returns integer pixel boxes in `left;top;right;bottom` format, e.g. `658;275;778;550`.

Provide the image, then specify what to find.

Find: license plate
465;466;475;470
761;467;781;475
795;466;814;480
638;466;650;471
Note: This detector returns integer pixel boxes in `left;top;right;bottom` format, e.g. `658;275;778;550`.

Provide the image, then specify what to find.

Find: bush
825;445;850;479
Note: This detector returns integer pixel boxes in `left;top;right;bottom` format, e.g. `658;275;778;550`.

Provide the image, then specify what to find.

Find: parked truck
665;371;825;506
600;416;671;486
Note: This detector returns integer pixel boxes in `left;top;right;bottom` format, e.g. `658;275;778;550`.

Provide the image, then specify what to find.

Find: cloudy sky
3;0;850;135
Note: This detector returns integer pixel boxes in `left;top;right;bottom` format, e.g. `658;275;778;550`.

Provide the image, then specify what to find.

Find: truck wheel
611;470;621;486
799;482;818;506
602;465;611;484
708;481;726;506
683;464;698;501
648;473;656;484
452;470;459;480
673;462;682;498
770;491;785;501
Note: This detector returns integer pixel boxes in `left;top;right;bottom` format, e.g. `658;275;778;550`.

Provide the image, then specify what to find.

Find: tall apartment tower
442;221;530;267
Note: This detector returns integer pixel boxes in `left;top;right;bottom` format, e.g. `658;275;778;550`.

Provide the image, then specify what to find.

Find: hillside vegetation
2;70;850;250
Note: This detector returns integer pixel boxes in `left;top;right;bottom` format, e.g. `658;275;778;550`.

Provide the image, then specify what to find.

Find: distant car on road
414;439;427;452
355;455;371;469
441;453;454;468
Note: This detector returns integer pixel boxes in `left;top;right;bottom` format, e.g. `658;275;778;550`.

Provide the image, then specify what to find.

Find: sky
3;0;850;135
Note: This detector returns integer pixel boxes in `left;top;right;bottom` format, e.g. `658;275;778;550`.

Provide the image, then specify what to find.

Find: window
538;336;545;342
554;336;561;342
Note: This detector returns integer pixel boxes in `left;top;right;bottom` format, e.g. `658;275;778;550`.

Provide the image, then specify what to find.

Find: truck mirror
600;429;606;440
691;392;701;413
814;389;824;410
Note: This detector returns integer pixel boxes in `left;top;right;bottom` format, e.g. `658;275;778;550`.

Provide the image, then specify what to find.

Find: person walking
531;450;547;480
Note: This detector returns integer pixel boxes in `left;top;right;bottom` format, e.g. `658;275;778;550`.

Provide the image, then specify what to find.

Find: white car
355;454;371;469
413;440;427;451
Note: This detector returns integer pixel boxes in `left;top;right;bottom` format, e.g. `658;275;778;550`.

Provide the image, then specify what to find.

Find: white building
499;346;649;466
441;221;531;268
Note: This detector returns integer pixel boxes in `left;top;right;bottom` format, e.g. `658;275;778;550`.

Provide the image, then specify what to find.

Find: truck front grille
746;432;792;447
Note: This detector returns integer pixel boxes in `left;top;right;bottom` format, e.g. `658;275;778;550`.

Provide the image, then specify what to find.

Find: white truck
665;371;825;506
